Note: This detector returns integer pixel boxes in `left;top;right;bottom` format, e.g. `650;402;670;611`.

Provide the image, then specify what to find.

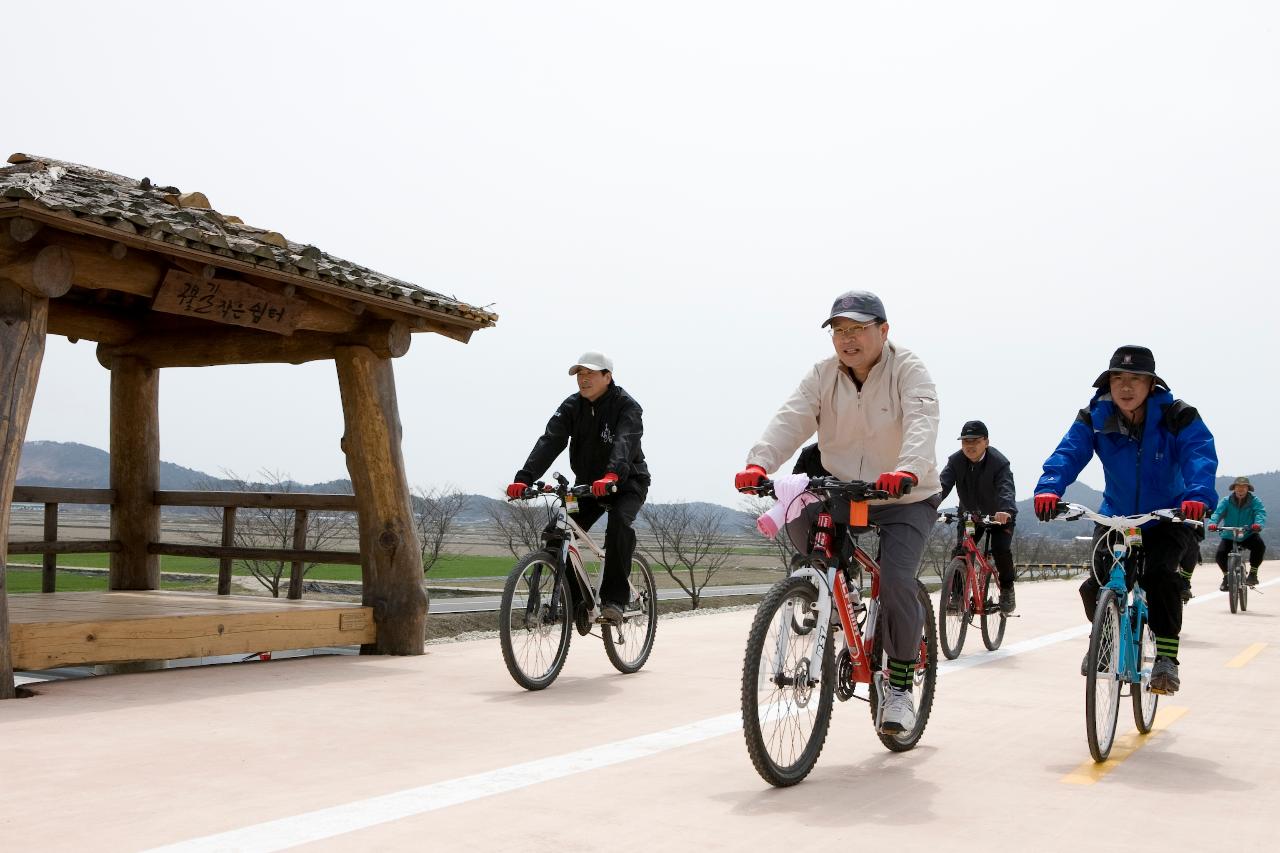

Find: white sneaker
880;686;916;734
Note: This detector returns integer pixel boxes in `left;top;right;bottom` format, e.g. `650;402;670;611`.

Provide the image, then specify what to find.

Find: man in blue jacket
1032;345;1218;696
1208;476;1267;587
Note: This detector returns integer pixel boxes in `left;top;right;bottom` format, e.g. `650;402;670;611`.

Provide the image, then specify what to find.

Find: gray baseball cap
821;290;887;327
568;351;614;375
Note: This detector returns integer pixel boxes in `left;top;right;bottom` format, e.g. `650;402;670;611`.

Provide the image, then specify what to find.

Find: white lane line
146;580;1280;853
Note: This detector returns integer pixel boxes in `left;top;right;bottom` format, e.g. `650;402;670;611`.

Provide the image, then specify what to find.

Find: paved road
3;564;1277;852
431;583;776;613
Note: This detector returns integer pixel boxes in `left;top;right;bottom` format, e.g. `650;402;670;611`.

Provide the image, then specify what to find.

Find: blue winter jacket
1035;389;1218;517
1208;493;1267;539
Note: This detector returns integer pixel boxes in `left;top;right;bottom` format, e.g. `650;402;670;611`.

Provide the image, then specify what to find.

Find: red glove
1252;523;1262;532
1180;500;1206;521
735;464;767;492
506;482;528;499
1034;493;1060;522
592;472;619;497
1208;523;1218;531
875;471;917;498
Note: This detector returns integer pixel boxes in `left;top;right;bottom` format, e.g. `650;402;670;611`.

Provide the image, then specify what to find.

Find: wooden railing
8;487;362;599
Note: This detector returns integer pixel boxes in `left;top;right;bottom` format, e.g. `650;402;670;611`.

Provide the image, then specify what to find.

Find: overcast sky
10;1;1278;506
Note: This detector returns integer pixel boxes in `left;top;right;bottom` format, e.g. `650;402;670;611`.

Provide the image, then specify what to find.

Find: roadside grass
4;567;215;594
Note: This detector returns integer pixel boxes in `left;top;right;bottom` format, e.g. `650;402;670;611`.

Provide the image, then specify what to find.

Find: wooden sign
152;269;302;335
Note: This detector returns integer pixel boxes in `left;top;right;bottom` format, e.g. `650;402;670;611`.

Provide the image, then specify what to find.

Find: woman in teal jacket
1209;476;1266;586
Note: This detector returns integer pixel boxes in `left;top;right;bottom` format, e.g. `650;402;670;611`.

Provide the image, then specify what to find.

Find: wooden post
334;345;426;654
218;506;236;596
0;280;52;699
42;502;58;593
109;356;160;590
288;508;308;600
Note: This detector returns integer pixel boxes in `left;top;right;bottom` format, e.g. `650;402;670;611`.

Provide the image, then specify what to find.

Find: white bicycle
499;472;657;690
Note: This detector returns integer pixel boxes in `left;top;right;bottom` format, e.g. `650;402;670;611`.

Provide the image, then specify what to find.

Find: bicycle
1212;526;1252;614
1049;502;1200;762
937;511;1008;659
498;472;657;690
739;477;938;787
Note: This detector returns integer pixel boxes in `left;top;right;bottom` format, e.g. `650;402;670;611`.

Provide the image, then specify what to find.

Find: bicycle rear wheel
939;557;968;660
1229;554;1241;614
499;551;572;691
1132;614;1159;733
603;555;658;674
741;575;835;787
869;580;938;752
1085;589;1123;762
979;568;1007;651
1240;560;1250;612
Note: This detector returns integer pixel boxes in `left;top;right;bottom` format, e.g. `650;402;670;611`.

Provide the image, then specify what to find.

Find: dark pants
971;524;1016;588
785;496;941;662
1079;522;1193;643
1215;534;1266;571
570;485;646;606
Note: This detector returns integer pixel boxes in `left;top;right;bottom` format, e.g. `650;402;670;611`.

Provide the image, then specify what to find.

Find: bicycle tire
603;555;658;674
1229;554;1240;614
1132;614;1159;734
499;550;572;691
939;557;968;660
979;568;1007;651
741;575;835;787
1085;589;1123;762
869;580;938;752
1240;559;1250;612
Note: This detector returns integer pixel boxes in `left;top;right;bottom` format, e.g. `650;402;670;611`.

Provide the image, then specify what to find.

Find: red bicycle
938;512;1008;659
740;477;938;787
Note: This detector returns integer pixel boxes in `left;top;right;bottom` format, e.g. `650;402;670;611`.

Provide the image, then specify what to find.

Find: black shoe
599;602;625;624
1179;576;1193;604
1219;576;1229;592
1248;571;1260;586
999;585;1016;614
1149;657;1180;695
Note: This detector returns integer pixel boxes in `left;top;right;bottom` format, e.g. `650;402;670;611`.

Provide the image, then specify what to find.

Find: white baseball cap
568;351;614;375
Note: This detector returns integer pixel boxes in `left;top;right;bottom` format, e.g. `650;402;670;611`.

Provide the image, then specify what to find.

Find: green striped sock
1178;568;1193;580
1155;635;1179;662
887;657;916;690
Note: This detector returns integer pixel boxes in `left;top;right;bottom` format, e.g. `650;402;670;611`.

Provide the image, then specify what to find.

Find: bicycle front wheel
979;569;1007;651
499;551;572;691
870;580;938;752
1132;614;1159;734
1240;561;1250;612
1085;589;1123;762
741;575;835;787
1229;554;1241;614
603;555;658;674
939;557;968;660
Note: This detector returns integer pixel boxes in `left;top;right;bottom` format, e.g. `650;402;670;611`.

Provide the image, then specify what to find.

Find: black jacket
938;446;1017;519
515;383;650;489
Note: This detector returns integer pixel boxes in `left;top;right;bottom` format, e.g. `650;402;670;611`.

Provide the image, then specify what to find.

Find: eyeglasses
827;321;879;340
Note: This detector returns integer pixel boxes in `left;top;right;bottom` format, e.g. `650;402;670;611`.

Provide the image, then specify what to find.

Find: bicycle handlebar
740;476;904;502
1051;502;1203;530
508;471;616;502
939;511;1004;527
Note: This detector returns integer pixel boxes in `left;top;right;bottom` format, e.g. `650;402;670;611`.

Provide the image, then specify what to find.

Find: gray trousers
786;496;940;661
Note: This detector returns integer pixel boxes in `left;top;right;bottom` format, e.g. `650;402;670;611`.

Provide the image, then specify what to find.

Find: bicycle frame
947;514;1000;615
783;541;882;689
532;474;614;623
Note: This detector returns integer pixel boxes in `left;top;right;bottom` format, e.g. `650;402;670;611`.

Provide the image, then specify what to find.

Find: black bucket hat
1092;345;1168;391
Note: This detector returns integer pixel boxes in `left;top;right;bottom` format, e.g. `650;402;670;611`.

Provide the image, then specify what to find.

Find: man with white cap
735;290;942;735
507;352;650;623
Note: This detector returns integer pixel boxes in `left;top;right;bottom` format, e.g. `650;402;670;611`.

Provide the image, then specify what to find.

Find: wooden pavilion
0;154;496;698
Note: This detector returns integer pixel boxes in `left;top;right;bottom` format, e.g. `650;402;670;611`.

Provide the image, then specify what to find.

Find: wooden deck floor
7;590;375;670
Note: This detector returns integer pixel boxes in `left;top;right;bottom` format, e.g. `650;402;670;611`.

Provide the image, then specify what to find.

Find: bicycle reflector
849;501;869;527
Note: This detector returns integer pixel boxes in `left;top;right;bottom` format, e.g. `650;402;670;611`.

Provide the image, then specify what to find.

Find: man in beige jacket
735;290;941;734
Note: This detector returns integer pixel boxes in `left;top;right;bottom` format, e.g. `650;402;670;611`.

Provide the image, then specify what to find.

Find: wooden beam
0;244;74;298
95;320;412;368
6;539;119;555
149;542;361;564
8;217;42;244
42;502;58;592
218;507;236;596
109;356;160;590
12;486;115;505
288;509;308;600
47;300;143;346
154;490;357;510
35;230;167;297
335;345;426;655
0;280;50;699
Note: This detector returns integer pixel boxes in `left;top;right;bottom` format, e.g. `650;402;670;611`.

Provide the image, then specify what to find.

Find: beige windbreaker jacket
746;342;941;505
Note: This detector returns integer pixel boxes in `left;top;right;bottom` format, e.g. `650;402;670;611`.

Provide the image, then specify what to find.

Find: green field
6;552;520;582
4;567;212;594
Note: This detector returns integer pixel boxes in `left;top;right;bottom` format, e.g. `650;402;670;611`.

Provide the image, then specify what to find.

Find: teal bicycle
1051;503;1201;761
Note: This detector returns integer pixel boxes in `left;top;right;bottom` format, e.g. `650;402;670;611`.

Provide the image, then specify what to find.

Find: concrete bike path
1;564;1277;852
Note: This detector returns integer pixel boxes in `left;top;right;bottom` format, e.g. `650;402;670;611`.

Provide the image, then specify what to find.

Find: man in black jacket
506;352;650;623
938;420;1019;613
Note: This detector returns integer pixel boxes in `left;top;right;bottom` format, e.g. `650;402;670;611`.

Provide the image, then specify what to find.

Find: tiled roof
0;154;496;328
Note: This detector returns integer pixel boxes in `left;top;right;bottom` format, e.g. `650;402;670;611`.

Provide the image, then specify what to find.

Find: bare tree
484;497;552;559
738;494;795;570
195;470;354;597
639;502;732;609
412;485;468;574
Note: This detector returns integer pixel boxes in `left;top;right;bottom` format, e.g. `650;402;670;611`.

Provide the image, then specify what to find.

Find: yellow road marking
1227;643;1267;669
1062;706;1189;785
